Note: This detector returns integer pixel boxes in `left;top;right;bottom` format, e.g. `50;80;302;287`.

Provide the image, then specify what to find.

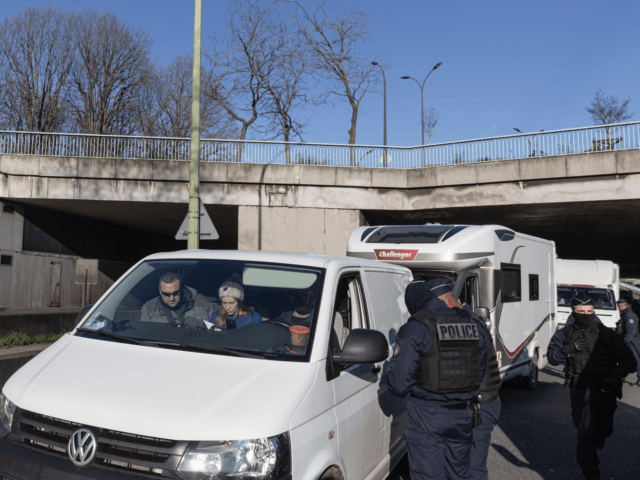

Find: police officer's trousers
623;337;640;378
406;399;473;480
570;387;617;479
469;396;501;480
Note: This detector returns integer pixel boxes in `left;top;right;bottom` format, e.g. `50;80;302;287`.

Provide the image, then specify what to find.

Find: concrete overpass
2;145;640;275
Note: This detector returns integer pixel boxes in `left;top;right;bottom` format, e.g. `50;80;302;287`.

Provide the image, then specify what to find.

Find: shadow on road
490;367;640;480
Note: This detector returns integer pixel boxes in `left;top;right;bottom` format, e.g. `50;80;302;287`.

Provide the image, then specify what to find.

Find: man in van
140;272;214;327
548;294;636;480
387;278;489;480
616;298;640;386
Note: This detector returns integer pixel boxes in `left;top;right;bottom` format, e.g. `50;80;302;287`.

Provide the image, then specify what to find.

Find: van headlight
0;392;17;438
178;433;290;480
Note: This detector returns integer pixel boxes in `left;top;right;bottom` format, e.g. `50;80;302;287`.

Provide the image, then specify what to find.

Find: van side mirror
332;329;389;366
474;306;491;328
75;304;94;326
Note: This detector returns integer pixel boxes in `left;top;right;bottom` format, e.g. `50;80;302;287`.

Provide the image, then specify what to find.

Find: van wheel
522;351;539;390
320;466;344;480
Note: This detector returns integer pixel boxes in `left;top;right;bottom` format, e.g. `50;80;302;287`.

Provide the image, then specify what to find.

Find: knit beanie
219;278;245;302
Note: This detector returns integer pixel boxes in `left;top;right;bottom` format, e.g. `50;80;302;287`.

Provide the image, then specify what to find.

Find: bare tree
586;88;634;149
289;0;378;164
204;0;285;161
424;106;439;144
69;10;153;136
134;54;237;158
256;23;313;163
0;6;75;133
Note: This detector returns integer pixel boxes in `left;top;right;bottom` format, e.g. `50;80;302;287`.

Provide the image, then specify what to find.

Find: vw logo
67;428;97;467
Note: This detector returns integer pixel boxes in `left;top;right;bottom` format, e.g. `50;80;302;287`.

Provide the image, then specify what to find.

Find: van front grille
12;408;188;477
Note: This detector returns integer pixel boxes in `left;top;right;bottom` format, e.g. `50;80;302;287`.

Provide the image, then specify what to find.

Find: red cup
290;325;310;347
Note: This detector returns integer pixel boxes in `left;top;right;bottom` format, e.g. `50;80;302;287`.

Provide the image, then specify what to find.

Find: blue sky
2;0;639;146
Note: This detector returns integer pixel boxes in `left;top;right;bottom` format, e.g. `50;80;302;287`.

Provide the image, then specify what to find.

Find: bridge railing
1;121;639;169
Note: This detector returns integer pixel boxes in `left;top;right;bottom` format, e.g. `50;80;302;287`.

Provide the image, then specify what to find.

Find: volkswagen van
0;250;412;480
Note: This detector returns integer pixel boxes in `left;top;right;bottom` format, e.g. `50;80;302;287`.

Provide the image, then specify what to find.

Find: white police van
347;224;557;389
0;250;412;480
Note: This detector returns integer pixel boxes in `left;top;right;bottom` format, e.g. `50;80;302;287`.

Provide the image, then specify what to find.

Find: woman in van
211;277;262;329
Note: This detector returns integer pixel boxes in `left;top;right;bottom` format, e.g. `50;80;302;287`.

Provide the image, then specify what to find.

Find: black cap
571;293;593;306
425;278;453;297
616;298;630;305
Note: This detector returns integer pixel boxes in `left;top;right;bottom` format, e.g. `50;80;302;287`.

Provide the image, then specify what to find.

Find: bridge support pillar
238;206;367;255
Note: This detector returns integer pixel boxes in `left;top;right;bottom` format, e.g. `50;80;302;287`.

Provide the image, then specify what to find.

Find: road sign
378;154;393;166
75;259;99;285
176;200;219;240
75;259;99;307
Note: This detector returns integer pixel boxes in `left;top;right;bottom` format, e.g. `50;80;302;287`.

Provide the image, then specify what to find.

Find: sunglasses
160;289;182;298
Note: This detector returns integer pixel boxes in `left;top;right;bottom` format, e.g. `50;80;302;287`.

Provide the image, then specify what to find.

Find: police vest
563;323;616;387
410;309;481;394
455;308;501;401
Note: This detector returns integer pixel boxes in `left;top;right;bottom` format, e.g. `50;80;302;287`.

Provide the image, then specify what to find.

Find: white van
0;250;412;480
556;258;621;329
347;224;557;390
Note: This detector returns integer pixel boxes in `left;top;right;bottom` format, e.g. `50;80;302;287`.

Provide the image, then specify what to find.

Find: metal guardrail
1;121;639;169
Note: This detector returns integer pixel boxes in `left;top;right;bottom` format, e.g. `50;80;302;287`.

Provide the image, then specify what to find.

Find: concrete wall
238;206;367;255
0;200;114;309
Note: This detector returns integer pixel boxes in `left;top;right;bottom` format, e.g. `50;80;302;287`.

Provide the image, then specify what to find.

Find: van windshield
557;286;615;310
76;259;325;361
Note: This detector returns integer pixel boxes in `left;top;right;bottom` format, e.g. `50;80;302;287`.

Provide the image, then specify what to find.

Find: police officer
388;278;489;480
466;308;501;480
616;298;640;386
548;294;637;480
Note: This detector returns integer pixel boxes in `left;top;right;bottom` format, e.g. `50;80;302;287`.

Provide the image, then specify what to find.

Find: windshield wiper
153;341;261;359
76;328;156;347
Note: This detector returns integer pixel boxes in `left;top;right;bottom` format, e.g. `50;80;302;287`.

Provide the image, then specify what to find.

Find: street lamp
371;61;388;167
401;61;442;146
513;127;545;157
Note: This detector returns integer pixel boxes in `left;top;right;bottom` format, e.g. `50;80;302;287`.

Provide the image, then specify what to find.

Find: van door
330;271;385;480
361;270;411;470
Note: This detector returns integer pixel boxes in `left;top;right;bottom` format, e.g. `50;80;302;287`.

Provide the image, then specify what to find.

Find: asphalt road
390;365;640;480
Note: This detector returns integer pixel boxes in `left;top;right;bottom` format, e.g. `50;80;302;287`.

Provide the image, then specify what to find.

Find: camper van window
460;275;479;308
331;273;369;352
529;274;539;301
501;263;521;303
366;225;451;244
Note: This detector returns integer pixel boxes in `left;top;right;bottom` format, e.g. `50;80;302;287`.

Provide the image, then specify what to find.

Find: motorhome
347;224;558;389
556;259;621;329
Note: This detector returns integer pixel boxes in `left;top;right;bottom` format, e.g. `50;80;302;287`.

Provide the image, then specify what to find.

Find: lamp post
401;61;442;146
513;127;545;157
187;0;202;250
371;61;388;167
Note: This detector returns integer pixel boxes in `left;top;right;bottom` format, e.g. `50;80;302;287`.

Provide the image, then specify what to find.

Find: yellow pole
188;0;202;249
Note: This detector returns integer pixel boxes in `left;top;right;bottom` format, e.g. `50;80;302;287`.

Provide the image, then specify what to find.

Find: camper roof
348;224;553;270
348;224;509;270
556;259;617;288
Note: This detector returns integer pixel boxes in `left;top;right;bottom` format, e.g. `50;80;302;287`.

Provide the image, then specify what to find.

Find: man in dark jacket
140;272;214;327
616;298;640;386
388;278;489;480
548;294;637;480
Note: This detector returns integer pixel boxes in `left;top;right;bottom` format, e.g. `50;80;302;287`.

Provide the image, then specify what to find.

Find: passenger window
331;273;369;351
501;263;521;303
529;274;539;301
